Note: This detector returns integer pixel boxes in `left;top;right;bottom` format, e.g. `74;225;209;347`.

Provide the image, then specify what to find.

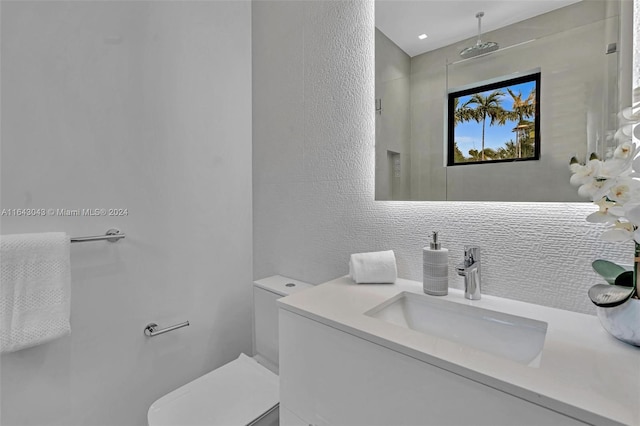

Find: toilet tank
253;275;312;373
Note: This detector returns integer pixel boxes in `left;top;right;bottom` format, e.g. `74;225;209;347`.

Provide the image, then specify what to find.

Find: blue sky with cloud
454;80;536;156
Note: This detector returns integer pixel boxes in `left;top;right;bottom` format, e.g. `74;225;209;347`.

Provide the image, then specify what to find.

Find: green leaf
592;259;626;285
614;270;635;288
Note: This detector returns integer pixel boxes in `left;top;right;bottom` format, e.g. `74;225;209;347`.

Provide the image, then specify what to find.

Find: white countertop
278;276;640;426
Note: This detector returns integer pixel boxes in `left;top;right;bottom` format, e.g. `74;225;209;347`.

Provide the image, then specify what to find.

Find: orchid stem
635;242;640;298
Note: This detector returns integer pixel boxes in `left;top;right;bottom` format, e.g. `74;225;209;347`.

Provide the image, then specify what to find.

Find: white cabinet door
279;309;587;426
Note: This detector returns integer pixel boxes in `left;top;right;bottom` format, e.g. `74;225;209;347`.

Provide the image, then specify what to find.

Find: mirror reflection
375;0;629;201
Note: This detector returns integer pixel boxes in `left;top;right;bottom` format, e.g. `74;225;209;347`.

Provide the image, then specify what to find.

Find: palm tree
506;87;536;122
506;88;536;158
467;149;482;162
467;90;507;161
482;148;497;160
453;97;476;127
496;140;518;159
453;141;467;163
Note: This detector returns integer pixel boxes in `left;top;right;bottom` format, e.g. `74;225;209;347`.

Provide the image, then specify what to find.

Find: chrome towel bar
70;228;125;243
144;321;190;337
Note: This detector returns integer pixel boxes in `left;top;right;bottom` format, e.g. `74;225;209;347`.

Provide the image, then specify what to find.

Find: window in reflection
447;72;541;166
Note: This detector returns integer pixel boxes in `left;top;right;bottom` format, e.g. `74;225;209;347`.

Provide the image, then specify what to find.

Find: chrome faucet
456;246;481;300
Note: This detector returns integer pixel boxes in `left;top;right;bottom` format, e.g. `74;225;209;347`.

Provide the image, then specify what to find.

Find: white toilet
147;276;312;426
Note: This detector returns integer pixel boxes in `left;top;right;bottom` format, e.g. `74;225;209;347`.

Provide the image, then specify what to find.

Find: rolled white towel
348;250;397;284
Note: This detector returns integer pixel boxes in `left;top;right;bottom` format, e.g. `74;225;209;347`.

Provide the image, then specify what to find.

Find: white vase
596;297;640;346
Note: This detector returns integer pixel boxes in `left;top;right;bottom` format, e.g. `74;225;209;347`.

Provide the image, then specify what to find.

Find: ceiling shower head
460;41;499;59
460;11;499;59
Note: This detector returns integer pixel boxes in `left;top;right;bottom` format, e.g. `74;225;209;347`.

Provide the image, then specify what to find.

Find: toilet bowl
147;276;312;426
147;353;279;426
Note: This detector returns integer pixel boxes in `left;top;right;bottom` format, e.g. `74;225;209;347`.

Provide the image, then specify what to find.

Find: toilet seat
147;353;279;426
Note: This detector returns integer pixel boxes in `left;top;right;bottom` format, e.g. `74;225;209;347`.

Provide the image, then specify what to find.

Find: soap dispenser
423;231;448;296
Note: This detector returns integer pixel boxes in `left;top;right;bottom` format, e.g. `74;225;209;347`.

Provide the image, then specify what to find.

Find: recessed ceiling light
418;34;428;40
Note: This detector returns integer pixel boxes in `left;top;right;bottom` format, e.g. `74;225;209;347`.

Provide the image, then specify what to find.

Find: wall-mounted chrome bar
70;228;125;243
144;321;190;337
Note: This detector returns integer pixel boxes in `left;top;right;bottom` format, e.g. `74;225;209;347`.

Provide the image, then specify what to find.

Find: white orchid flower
601;220;637;242
614;124;634;143
597;159;632;180
578;178;607;199
570;159;601;186
620;104;640;123
605;177;640;204
571;93;640;246
606;141;638;170
596;144;640;182
586;197;619;223
623;202;640;227
578;179;608;201
614;141;636;159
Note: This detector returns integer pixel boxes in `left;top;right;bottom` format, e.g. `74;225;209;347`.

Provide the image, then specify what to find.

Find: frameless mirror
375;0;631;201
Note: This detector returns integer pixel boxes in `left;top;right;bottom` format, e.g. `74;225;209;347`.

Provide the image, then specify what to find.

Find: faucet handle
462;246;482;300
463;246;480;266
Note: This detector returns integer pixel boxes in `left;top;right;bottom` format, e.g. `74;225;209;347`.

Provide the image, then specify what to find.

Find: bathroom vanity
277;277;640;426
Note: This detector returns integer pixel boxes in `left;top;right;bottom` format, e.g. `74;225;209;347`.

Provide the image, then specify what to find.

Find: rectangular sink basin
364;292;547;366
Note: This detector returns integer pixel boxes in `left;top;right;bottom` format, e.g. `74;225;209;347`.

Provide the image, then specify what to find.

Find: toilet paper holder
144;321;190;337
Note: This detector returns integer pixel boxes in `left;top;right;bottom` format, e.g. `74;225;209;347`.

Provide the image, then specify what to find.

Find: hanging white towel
348;250;397;284
1;232;71;353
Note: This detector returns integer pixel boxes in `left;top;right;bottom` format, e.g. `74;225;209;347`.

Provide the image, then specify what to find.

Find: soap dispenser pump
423;231;449;296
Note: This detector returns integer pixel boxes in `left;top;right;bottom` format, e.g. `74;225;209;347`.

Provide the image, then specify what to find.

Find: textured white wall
1;2;252;425
253;0;633;315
